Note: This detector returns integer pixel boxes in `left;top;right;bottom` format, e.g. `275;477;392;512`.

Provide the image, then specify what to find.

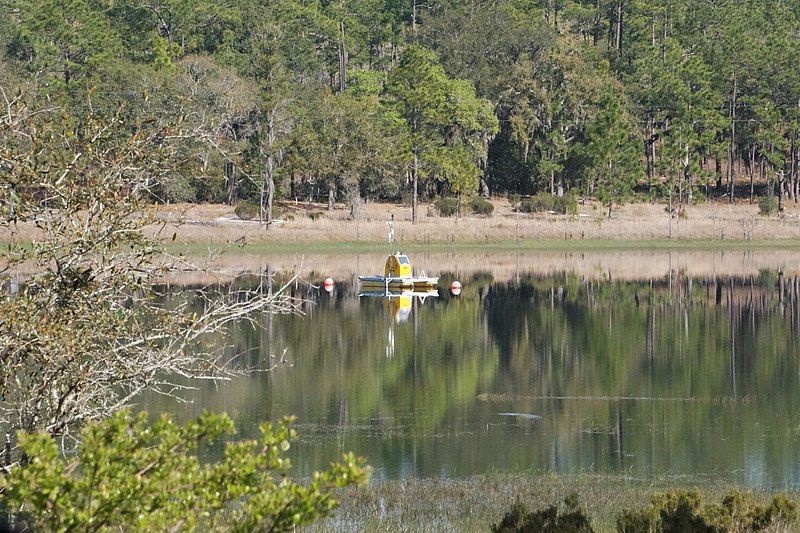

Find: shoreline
165;237;800;255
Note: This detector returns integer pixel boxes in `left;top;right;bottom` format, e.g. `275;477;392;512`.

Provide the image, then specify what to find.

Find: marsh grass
307;474;799;532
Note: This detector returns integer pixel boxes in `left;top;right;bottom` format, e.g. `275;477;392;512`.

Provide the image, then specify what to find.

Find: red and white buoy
450;280;462;296
323;277;334;292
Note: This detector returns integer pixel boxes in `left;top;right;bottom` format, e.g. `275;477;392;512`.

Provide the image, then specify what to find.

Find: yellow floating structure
358;253;439;292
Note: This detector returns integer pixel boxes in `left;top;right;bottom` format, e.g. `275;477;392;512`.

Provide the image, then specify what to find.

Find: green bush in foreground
616;489;796;532
0;411;368;532
492;493;594;533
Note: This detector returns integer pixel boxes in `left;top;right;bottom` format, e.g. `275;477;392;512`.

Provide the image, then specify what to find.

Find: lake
140;250;800;488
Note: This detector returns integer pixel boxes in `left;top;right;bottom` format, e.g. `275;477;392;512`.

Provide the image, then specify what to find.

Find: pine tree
580;90;641;217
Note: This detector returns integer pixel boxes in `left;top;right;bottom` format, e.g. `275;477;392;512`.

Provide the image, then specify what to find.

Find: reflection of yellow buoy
385;295;413;322
323;277;334;292
451;280;462;296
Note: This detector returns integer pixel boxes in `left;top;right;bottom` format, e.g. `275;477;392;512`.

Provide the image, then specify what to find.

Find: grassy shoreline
167;237;800;255
6;201;800;252
310;473;799;532
6;236;800;255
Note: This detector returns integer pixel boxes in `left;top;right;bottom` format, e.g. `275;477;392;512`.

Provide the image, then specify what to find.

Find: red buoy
450;280;462;296
323;277;334;292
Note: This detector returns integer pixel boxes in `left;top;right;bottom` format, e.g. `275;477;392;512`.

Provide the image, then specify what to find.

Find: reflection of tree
268;289;499;436
483;273;800;482
143;272;800;483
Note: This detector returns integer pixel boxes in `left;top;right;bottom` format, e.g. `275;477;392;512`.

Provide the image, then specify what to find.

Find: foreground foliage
0;85;299;467
0;411;368;531
492;494;594;532
492;490;796;533
617;489;797;532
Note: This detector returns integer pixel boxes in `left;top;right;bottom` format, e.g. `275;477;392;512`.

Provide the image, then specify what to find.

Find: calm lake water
141;251;800;488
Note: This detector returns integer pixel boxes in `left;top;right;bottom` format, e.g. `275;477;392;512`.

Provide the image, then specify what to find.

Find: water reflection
141;266;800;487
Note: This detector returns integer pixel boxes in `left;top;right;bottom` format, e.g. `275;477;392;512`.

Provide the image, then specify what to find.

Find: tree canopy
3;0;800;211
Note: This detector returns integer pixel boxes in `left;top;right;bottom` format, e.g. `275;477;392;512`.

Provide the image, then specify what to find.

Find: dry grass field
152;198;800;244
5;198;800;246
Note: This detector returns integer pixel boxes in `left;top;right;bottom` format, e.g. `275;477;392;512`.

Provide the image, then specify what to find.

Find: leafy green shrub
517;194;551;213
308;211;323;221
0;410;369;532
758;195;778;216
553;195;578;215
234;200;259;220
435;196;459;217
616;489;796;533
471;197;494;215
517;193;578;215
492;494;594;533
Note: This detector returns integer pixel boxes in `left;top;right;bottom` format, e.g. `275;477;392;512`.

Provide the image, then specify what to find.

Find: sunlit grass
168;237;800;255
308;474;799;532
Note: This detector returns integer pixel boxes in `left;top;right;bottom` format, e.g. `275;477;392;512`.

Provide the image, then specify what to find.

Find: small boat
358;253;439;291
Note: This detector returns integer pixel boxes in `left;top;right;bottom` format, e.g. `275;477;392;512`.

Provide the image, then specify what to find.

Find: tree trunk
615;1;624;54
328;186;335;211
593;0;602;45
261;165;274;229
480;177;490;198
262;112;276;229
683;142;691;208
749;145;756;203
338;21;347;93
646;117;654;179
349;187;362;220
668;183;673;239
412;149;419;223
728;75;737;203
225;161;236;205
791;136;798;202
479;133;490;197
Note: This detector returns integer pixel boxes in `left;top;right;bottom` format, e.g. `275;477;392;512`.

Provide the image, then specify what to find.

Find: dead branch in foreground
0;86;301;470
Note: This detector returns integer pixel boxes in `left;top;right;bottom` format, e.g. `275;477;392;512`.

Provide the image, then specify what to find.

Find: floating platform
358;252;439;292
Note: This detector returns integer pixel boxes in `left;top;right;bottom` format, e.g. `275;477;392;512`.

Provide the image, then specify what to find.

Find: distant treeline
3;0;800;219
